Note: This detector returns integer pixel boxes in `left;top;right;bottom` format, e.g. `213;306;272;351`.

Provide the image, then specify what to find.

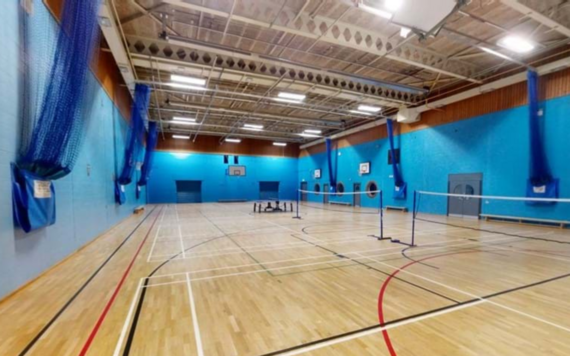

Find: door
323;184;329;204
353;183;361;207
260;181;279;200
300;182;308;202
176;180;202;203
448;174;482;218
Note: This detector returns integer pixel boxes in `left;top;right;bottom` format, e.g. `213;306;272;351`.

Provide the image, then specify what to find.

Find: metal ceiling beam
161;0;482;83
500;0;570;38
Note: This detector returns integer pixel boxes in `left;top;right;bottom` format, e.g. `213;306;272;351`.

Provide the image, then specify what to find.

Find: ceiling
108;0;570;143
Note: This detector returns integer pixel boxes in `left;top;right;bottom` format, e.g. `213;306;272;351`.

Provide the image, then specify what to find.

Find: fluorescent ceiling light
171;120;199;126
349;110;373;116
242;127;263;132
304;129;322;134
278;92;306;101
244;124;263;129
480;46;512;61
225;138;241;143
166;82;207;91
172;134;190;140
497;36;535;54
273;142;287;147
357;105;381;113
385;0;403;11
359;3;393;19
400;27;411;38
173;116;196;122
170;74;206;86
273;98;304;104
299;133;320;138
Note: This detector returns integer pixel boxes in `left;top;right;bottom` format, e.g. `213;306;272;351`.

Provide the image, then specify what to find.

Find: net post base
371;235;415;247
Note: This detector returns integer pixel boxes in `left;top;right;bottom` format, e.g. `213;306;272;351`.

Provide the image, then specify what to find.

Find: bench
480;214;570;229
385;206;408;212
134;206;145;214
329;201;352;206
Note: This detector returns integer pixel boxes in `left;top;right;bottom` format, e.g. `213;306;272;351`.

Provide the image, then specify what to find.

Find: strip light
273;142;287;147
357;105;381;113
171;120;199;126
244;124;264;129
278;92;306;101
273;98;304;104
171;74;206;86
166;82;207;91
480;47;512;61
225;138;241;143
304;129;322;134
349;110;373;116
497;36;535;54
172;134;190;140
173;116;196;122
242;127;263;132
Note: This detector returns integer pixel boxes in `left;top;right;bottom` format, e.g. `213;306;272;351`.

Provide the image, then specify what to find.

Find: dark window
224;155;229;164
366;181;379;198
234;156;239;164
336;182;345;196
314;183;321;195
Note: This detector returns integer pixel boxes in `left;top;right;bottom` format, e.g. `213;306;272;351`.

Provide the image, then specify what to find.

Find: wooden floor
2;202;570;356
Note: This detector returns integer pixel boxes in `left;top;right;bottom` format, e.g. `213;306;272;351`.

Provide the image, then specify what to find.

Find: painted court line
178;225;186;259
113;279;144;356
356;253;570;334
186;273;205;356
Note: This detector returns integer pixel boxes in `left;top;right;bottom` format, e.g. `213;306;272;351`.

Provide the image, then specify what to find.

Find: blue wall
148;152;298;203
299;94;570;220
0;1;144;299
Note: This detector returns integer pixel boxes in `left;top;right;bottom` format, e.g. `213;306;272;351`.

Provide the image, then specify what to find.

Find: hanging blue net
325;138;337;193
117;84;151;185
387;119;407;199
115;84;151;204
13;0;100;233
526;70;558;203
138;122;159;187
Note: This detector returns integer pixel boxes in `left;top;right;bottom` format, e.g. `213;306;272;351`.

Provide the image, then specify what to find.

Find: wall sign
314;169;321;179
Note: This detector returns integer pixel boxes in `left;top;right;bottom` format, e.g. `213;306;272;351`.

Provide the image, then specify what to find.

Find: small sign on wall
314;169;321;179
359;162;371;175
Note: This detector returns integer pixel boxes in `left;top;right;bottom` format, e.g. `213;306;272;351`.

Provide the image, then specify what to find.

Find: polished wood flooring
2;202;570;356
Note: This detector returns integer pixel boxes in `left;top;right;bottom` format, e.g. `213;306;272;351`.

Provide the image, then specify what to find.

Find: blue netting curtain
138;122;159;187
526;70;558;202
12;0;101;233
325;138;337;193
117;84;151;185
386;119;407;199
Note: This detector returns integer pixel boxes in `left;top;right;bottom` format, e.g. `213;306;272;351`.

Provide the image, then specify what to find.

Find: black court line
258;267;570;356
18;206;157;356
401;246;439;269
122;213;289;355
289;232;460;304
416;217;570;245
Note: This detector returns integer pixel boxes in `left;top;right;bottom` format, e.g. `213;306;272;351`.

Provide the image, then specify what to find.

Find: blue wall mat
299;95;570;220
0;0;144;299
148;152;298;203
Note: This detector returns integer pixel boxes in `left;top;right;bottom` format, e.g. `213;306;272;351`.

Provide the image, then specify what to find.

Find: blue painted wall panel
0;1;144;299
299;96;570;219
148;152;298;203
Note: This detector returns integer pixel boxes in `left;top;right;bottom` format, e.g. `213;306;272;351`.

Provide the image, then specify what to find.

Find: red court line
377;250;479;356
78;207;163;356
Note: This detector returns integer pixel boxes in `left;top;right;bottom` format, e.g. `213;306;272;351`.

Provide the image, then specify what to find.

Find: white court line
178;225;186;259
113;279;144;356
186;273;205;356
146;225;162;263
273;301;486;356
144;235;518;285
356;252;570;333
